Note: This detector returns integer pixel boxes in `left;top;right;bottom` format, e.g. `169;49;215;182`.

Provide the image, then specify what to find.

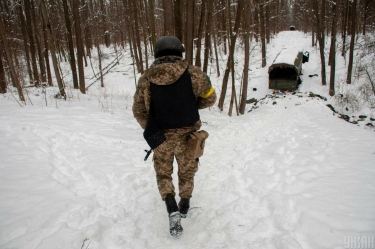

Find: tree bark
30;0;46;84
259;3;267;68
239;1;250;115
0;50;7;93
185;0;194;64
130;0;144;73
342;0;349;57
63;0;79;89
17;1;33;85
195;1;206;68
203;0;213;73
314;0;327;86
174;0;182;41
24;0;40;86
72;0;86;93
162;0;174;35
346;0;357;84
0;18;25;101
329;1;338;96
41;10;53;87
38;0;66;98
81;0;93;55
217;0;244;112
148;0;157;49
362;0;370;35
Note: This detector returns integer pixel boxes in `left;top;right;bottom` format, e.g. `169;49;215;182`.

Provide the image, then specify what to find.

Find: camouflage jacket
132;56;216;130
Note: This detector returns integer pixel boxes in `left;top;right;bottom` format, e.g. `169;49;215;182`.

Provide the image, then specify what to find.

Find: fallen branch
85;53;124;90
87;52;124;81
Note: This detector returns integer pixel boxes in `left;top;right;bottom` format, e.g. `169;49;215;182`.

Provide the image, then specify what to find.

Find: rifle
143;107;166;161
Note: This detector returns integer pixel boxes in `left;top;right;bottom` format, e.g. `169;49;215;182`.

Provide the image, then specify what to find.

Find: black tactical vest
150;69;200;129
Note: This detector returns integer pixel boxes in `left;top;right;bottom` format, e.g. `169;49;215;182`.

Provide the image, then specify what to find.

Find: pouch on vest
185;130;209;159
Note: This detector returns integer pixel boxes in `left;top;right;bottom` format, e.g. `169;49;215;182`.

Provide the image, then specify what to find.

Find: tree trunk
148;0;157;48
329;0;338;96
185;0;194;64
17;1;33;85
314;0;327;86
265;3;270;44
362;0;370;35
213;33;220;77
227;0;238;117
24;0;40;86
0;18;25;101
217;0;244;112
259;3;267;68
72;0;86;93
0;51;7;93
81;0;93;55
41;11;53;87
138;0;149;70
97;45;104;87
30;0;46;84
162;0;174;35
346;0;357;84
239;1;250;115
131;0;144;73
38;0;66;98
203;0;213;73
174;0;182;41
342;0;349;57
63;0;79;89
195;1;206;68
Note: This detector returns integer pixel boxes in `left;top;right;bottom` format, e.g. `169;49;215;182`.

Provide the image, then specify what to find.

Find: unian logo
344;236;374;249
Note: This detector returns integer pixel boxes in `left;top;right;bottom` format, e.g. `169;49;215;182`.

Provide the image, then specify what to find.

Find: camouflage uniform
132;56;216;200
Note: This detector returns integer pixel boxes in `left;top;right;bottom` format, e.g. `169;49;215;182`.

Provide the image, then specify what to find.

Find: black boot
165;194;183;236
165;194;179;214
178;198;190;218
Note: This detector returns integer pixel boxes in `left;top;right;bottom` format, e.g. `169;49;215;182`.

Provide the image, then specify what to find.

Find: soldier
132;36;216;236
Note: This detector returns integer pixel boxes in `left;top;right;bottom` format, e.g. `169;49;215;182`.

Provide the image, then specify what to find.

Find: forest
0;0;374;115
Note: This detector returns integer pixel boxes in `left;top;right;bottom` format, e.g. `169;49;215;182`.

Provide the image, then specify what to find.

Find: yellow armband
201;86;215;98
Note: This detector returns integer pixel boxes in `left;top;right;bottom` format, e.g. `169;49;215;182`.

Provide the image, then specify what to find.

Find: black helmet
154;36;185;58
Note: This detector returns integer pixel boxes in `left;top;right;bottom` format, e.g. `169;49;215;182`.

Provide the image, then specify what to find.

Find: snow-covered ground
1;31;375;249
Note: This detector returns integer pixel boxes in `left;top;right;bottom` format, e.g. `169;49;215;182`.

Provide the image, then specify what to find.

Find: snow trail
1;31;375;248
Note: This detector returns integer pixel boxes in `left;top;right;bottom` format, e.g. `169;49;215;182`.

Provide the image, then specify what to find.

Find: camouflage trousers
153;128;199;200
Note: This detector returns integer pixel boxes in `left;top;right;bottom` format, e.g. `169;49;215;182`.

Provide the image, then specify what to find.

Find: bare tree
162;0;174;35
185;0;194;64
203;0;214;73
259;1;267;68
239;1;251;115
218;0;244;112
174;0;182;41
63;0;79;89
17;1;33;85
38;0;66;98
195;1;206;68
30;0;46;84
329;0;338;96
362;0;371;35
24;0;40;86
313;0;327;85
342;0;349;57
0;51;7;93
346;0;357;84
0;17;25;101
147;0;157;48
72;0;86;93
